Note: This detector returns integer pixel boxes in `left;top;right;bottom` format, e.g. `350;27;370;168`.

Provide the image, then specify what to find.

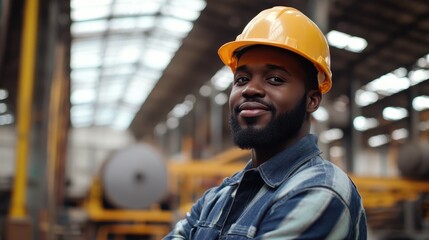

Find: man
164;6;367;239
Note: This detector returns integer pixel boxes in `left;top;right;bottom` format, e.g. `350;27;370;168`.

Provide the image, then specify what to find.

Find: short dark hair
234;45;319;93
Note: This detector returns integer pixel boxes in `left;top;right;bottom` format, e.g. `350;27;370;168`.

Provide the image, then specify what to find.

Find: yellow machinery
83;144;429;239
83;144;174;240
82;146;249;239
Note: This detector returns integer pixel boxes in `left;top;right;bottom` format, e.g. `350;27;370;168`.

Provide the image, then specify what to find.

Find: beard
229;95;307;149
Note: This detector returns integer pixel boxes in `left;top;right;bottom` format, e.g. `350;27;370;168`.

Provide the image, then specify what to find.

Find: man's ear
306;90;322;113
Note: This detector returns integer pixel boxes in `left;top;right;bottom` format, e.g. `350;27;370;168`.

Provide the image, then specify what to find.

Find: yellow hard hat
218;6;332;94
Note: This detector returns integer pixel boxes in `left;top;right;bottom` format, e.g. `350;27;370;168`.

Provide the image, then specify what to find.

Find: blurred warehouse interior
1;0;429;239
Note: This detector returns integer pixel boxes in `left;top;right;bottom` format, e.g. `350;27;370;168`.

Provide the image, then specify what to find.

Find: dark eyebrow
235;65;248;73
235;64;291;76
266;64;292;76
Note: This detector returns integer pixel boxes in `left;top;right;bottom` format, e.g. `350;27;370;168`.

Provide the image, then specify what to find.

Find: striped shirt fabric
164;134;367;239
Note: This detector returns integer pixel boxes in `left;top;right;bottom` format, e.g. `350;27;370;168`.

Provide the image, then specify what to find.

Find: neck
250;121;311;167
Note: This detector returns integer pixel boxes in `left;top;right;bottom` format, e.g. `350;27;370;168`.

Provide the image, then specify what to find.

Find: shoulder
276;155;359;207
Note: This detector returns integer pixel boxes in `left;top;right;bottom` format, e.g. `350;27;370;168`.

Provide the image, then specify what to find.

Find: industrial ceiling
1;0;429;147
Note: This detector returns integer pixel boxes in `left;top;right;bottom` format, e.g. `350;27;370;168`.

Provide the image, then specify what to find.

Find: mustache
233;99;275;114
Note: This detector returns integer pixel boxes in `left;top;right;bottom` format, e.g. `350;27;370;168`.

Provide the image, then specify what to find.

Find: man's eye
234;77;248;85
267;77;285;84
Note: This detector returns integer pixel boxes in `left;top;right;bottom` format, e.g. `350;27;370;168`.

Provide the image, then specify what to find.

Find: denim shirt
165;134;367;239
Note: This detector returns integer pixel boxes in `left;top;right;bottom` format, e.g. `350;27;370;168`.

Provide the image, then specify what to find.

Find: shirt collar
223;134;321;187
257;134;321;188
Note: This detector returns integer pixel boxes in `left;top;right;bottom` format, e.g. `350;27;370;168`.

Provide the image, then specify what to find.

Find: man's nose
242;79;265;98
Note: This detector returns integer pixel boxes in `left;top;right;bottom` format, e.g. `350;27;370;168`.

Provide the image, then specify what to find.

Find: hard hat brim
218;39;332;94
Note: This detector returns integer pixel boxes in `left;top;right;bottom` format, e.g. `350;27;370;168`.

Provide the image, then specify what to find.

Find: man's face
228;46;308;149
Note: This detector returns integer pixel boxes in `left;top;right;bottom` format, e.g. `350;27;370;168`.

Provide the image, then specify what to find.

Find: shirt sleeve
255;187;352;240
163;191;206;239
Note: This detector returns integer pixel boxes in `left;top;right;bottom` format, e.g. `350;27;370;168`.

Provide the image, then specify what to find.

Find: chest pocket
190;222;256;240
220;224;257;240
189;221;221;240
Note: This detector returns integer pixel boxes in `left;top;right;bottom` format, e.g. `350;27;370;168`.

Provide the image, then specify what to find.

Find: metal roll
101;143;168;209
397;141;429;180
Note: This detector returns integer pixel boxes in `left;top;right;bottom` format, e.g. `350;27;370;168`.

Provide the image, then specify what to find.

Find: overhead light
199;85;212;97
368;134;389;147
211;66;233;91
313;106;329;122
169;95;196;119
0;103;7;114
0;114;14;125
355;89;378;107
329;146;345;158
353;116;378;131
419;121;429;131
214;92;228;105
413;95;429;111
382;107;408;121
166;117;179;129
320;128;344;143
392;128;408;140
326;30;367;53
0;89;8;100
366;72;410;96
155;123;167;136
409;69;429;85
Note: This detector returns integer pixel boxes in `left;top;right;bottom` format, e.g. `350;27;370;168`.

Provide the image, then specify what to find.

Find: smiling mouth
238;102;271;118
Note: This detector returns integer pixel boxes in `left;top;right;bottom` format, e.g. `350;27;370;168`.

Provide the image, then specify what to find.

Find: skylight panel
170;0;206;11
141;48;174;70
137;16;157;29
112;1;162;16
71;6;110;21
102;64;135;76
71;0;113;9
71;19;109;35
94;106;116;125
71;51;102;69
161;5;202;21
109;17;138;30
112;107;139;130
104;45;141;65
71;68;99;83
70;105;94;127
71;38;103;53
71;88;97;105
70;0;206;129
158;16;193;35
